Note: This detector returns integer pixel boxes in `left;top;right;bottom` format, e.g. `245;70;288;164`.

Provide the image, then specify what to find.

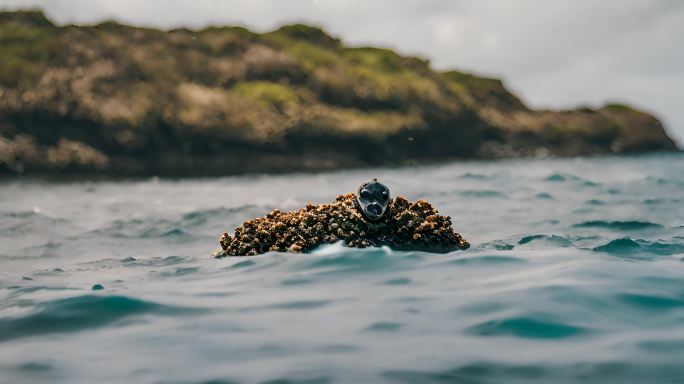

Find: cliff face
0;11;678;175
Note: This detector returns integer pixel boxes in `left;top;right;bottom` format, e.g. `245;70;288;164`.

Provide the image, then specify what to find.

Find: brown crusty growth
215;193;469;257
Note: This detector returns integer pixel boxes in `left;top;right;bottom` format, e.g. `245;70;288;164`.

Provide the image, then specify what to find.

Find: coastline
0;10;678;176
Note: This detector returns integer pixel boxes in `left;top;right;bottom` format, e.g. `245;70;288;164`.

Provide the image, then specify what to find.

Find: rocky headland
0;10;678;176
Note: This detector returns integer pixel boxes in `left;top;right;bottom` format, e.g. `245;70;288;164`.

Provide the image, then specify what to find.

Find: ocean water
1;153;683;384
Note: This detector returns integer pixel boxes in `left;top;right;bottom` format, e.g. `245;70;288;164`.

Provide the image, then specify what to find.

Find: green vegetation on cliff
0;11;677;175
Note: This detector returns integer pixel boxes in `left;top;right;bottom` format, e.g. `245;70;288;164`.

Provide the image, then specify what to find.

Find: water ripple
518;234;573;247
574;220;662;230
467;316;589;339
617;293;684;311
0;295;205;342
1;153;683;382
593;238;684;256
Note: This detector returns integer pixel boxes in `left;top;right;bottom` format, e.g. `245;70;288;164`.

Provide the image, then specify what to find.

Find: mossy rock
0;10;677;176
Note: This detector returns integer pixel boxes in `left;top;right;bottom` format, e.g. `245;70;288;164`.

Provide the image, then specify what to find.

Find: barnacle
215;193;469;257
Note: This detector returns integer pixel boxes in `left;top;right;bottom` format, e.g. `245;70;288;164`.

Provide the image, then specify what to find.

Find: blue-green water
1;153;683;383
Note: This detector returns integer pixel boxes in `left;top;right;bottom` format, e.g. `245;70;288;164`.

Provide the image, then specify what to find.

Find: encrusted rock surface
215;193;469;257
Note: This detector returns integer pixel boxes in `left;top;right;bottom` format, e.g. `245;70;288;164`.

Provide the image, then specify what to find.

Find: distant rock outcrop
0;10;678;175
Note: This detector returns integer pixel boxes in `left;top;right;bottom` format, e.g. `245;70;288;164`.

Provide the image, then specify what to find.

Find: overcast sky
2;0;683;145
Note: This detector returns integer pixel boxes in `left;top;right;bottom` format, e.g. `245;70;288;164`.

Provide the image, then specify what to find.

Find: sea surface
1;153;683;384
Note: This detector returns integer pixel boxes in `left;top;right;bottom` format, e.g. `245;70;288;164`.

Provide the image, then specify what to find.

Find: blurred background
6;0;682;140
0;0;681;176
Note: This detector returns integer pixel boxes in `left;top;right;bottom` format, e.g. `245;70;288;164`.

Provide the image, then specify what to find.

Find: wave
0;210;70;236
364;322;403;332
545;172;590;182
643;198;683;205
239;299;330;312
518;234;573;247
382;277;412;285
466;316;588;339
479;240;515;250
459;190;506;198
305;249;399;273
544;173;599;187
180;205;260;226
574;220;662;230
585;199;605;205
116;255;190;267
89;218;181;239
0;295;204;343
450;255;526;265
303;243;412;274
384;361;684;383
616;293;684;311
546;173;570;182
593;238;684;256
458;172;491;180
84;204;262;240
150;266;200;277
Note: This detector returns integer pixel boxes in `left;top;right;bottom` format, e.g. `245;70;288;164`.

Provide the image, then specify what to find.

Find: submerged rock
215;192;469;257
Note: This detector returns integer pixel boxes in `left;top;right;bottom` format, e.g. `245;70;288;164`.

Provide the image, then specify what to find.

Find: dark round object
356;179;390;221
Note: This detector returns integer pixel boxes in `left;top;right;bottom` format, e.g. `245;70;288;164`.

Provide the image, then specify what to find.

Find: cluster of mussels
215;193;469;257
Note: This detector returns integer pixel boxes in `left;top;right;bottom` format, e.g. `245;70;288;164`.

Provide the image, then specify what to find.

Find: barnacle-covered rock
214;193;469;257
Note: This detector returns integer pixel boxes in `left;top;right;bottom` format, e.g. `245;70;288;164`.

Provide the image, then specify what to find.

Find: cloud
2;0;682;144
